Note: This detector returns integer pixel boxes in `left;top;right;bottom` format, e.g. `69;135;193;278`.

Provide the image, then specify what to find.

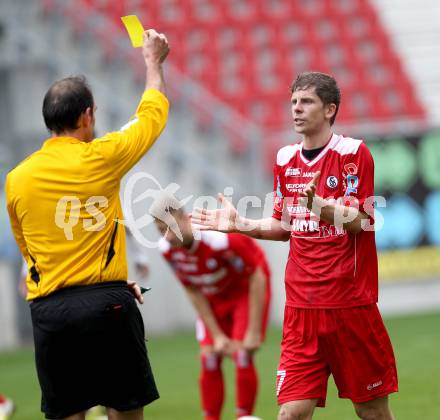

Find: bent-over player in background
152;194;271;420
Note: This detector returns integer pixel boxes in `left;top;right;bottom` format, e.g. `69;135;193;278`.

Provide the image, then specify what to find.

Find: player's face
154;213;193;248
291;87;332;135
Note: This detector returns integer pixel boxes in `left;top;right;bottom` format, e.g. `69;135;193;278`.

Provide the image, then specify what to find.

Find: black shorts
30;281;159;419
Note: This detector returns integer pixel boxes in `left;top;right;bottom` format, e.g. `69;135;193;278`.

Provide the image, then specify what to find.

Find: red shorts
277;304;398;407
196;284;271;347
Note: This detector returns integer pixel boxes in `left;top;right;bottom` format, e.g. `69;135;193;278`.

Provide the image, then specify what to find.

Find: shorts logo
276;370;286;396
367;380;383;391
285;168;301;177
326;175;338;189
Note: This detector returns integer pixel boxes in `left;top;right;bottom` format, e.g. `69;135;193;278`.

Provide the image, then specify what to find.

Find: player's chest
280;155;344;201
170;249;230;276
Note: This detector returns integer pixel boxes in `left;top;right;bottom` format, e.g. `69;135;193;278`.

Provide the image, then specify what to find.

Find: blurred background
0;0;439;418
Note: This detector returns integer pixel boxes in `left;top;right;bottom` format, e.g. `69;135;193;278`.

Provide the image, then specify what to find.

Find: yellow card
121;15;145;48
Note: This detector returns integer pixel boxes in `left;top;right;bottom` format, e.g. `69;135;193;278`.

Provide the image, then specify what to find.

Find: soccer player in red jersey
152;194;271;420
192;72;398;420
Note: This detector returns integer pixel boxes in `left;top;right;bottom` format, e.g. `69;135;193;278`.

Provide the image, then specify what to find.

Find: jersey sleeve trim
332;136;363;156
200;231;229;250
276;144;301;166
158;237;171;253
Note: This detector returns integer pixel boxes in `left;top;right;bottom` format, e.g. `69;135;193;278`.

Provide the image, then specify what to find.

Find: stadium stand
39;0;428;165
55;0;426;126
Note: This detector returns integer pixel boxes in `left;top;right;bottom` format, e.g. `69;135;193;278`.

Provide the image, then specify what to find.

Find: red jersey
159;232;270;301
272;134;378;309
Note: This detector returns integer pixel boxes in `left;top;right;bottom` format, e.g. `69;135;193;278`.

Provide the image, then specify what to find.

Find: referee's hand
127;280;144;304
143;29;169;64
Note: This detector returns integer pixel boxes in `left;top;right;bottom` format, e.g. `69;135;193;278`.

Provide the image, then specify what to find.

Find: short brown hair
291;72;341;125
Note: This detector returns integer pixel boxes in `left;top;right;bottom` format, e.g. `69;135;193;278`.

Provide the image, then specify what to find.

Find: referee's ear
85;106;94;123
78;108;90;126
81;107;95;141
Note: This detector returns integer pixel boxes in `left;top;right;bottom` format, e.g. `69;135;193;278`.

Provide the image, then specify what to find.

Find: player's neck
183;236;196;250
302;127;333;150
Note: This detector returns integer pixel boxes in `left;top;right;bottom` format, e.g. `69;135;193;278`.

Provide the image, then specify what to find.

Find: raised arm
93;29;170;178
143;29;169;93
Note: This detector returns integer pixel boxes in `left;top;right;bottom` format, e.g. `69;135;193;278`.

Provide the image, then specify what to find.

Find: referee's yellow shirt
6;89;169;300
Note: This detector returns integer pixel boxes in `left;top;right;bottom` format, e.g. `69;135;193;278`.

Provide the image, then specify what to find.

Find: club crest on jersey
224;254;245;272
345;175;359;196
326;175;338;189
206;258;218;270
231;256;245;272
285;167;301;177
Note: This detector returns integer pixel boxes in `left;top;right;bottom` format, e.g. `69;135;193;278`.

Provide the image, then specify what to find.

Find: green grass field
1;311;439;419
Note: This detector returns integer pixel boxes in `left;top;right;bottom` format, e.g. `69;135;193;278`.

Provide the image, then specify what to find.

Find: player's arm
301;143;374;235
300;172;368;234
316;199;368;234
184;285;232;355
243;267;266;353
94;29;170;178
191;194;290;241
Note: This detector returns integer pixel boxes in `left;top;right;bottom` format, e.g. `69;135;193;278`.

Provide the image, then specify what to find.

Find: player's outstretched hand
299;171;321;210
142;29;169;64
191;193;239;233
127;280;144;304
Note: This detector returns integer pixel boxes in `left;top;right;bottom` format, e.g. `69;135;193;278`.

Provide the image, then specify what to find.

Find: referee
5;30;169;420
